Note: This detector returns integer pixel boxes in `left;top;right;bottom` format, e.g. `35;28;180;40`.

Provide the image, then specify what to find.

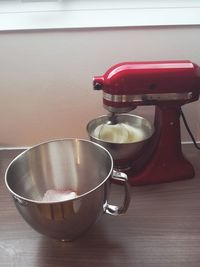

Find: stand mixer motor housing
93;60;200;185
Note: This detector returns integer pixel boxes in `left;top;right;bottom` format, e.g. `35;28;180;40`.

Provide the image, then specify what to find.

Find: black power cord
180;108;200;150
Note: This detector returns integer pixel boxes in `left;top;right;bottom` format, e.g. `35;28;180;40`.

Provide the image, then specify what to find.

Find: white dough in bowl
93;123;145;143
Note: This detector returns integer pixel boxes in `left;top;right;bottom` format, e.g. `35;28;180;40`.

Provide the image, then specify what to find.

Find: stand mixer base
127;105;195;186
128;155;195;186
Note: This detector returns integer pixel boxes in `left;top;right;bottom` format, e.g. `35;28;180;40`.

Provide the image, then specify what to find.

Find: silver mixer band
103;92;193;103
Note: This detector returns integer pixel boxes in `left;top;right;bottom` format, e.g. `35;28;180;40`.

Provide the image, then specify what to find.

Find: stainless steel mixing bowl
5;139;130;241
87;114;154;170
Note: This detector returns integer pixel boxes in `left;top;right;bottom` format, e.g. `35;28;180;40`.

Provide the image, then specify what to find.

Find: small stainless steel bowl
87;114;154;170
5;138;130;241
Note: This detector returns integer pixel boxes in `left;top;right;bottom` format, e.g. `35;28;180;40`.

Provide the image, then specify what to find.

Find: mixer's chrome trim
103;92;193;102
103;105;134;113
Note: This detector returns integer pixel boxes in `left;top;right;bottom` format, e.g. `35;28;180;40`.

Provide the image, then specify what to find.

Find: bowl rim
4;138;113;205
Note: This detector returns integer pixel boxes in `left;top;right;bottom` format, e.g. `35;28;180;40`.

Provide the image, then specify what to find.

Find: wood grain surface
0;145;200;267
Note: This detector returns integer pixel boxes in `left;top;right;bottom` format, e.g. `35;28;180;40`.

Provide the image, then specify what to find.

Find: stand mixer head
92;60;200;185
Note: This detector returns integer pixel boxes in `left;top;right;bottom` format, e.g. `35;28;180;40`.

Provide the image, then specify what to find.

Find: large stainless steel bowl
5;139;130;241
87;114;154;170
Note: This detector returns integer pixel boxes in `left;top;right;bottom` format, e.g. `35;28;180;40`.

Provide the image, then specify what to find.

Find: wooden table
0;144;200;267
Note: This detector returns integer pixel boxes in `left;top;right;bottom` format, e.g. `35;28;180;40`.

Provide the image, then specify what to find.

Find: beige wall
0;26;200;147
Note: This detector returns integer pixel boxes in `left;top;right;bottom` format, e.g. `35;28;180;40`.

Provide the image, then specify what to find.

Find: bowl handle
104;170;131;216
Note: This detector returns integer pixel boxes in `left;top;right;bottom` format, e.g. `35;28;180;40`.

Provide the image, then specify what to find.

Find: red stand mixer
93;60;200;186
